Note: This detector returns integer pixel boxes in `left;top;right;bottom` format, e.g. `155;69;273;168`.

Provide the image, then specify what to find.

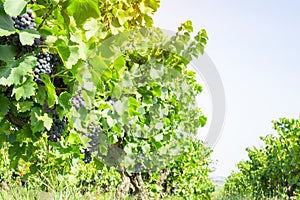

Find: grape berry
34;52;61;85
84;123;102;153
11;9;36;30
83;149;92;164
71;92;86;110
48;116;66;142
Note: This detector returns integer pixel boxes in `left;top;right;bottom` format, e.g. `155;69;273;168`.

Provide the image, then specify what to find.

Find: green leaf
154;133;163;142
55;39;81;69
128;96;140;108
181;20;193;32
58;92;72;110
4;0;28;17
0;7;15;36
55;39;70;67
12;76;36;100
65;0;100;26
112;84;122;99
199;115;207;127
113;55;125;71
141;143;151;153
66;132;81;145
0;45;16;62
34;87;47;105
0;94;10;116
116;10;127;25
152;86;161;97
0;55;37;86
40;74;57;108
38;113;53;131
83;18;100;40
124;143;137;154
19;30;40;46
30;107;47;133
89;55;109;75
16;101;33;112
67;46;80;68
139;1;153;14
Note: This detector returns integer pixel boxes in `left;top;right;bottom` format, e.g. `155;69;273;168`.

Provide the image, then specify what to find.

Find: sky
153;0;300;176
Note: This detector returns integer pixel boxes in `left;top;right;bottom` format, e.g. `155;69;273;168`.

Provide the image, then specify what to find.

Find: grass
0;187;115;200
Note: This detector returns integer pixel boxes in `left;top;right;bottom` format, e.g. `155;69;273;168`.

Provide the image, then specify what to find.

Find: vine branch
37;3;60;31
5;110;28;129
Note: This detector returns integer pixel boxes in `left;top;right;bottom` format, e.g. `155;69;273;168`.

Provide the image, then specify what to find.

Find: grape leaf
0;7;15;36
38;113;53;131
34;87;47;105
139;1;153;14
30;107;46;133
15;101;34;112
0;55;37;86
113;55;126;72
40;74;57;108
54;39;81;69
58;92;72;110
0;94;10;116
12;77;36;100
83;18;102;40
64;0;100;26
0;45;16;62
0;66;11;85
19;29;40;46
66;46;80;68
4;0;28;17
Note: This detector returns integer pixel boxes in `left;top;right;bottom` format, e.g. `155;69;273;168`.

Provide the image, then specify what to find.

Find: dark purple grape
83;149;92;164
47;116;66;142
4;34;44;55
34;52;61;85
11;9;36;30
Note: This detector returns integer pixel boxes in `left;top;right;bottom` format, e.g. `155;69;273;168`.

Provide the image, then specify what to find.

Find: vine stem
37;3;60;31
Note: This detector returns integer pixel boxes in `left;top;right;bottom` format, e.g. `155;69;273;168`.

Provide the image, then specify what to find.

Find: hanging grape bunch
71;91;87;110
84;123;102;153
83;149;92;164
11;9;36;30
47;115;66;142
34;52;61;85
0;9;45;55
7;9;62;85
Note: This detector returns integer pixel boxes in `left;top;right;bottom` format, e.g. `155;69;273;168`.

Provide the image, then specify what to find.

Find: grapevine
0;0;214;199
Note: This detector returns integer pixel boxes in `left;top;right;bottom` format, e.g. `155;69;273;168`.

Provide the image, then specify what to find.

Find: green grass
0;187;115;200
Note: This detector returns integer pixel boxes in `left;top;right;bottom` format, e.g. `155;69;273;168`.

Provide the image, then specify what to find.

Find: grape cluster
48;116;66;142
11;9;36;30
0;9;45;57
84;123;102;153
83;149;92;164
71;92;86;110
34;52;61;85
0;34;44;55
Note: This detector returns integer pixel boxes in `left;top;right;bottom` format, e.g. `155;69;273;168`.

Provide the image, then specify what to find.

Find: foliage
220;118;300;200
0;0;214;199
161;138;215;199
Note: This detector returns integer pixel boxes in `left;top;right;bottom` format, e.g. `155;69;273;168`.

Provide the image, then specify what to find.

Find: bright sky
154;0;300;176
